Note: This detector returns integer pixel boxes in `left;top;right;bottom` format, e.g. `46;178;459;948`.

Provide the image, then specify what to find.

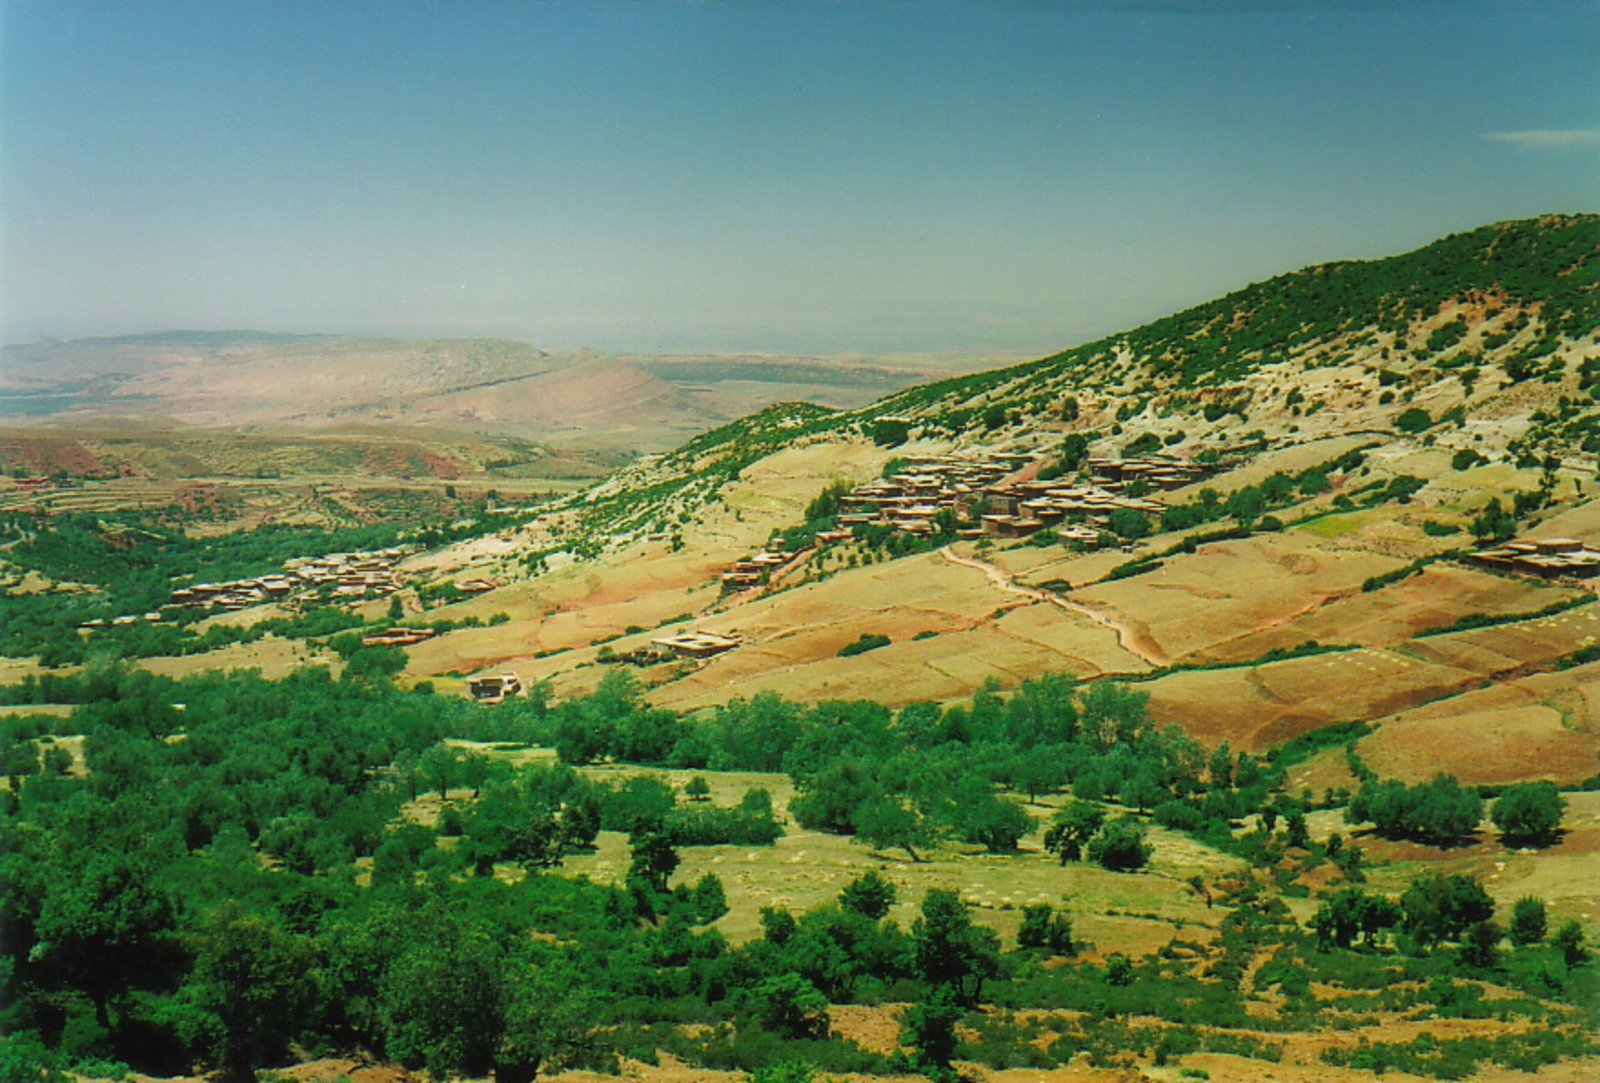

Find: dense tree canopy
1347;774;1483;845
2;645;1589;1082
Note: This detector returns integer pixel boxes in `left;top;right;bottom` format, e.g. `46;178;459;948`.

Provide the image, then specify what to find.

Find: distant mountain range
0;332;1000;451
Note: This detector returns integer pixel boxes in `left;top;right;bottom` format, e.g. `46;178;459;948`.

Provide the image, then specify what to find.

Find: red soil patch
1350;829;1505;870
1143;648;1481;753
827;1002;905;1056
360;443;470;479
0;436;115;477
1358;701;1600;787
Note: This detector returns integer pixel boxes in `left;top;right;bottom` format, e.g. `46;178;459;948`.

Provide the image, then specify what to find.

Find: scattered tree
752;972;830;1039
186;902;318;1078
1087;815;1151;872
1471;497;1516;543
1395;407;1433;433
1491;781;1566;846
1043;800;1105;863
1016;902;1074;954
1460;920;1505;969
1401;874;1495;947
1313;888;1401;950
1509;896;1548;947
1553;920;1589;966
911;889;1001;1005
856;797;934;862
838;869;897;920
900;985;961;1072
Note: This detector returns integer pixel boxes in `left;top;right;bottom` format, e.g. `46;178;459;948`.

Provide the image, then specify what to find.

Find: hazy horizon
3;0;1596;355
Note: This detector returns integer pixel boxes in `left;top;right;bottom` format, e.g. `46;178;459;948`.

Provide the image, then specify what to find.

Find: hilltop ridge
555;213;1597;548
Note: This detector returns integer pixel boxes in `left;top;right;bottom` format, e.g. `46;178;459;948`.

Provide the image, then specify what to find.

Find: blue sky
2;0;1595;353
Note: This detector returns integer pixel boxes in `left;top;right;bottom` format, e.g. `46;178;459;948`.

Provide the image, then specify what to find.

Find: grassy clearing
543;763;1241;950
136;636;342;680
1298;511;1377;538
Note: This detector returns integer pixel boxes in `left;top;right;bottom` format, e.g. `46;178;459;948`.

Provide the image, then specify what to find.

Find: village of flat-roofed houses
76;545;462;632
718;447;1204;592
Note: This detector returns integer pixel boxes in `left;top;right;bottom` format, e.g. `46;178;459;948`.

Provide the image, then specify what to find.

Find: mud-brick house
652;631;742;660
361;627;435;647
1018;499;1068;526
984;487;1024;516
890;473;946;495
1468;537;1600;578
889;517;938;536
981;514;1045;538
1057;524;1105;548
469;672;523;703
840;487;905;513
257;575;297;597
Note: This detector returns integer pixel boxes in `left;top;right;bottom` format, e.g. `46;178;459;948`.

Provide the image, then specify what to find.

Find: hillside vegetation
585;214;1597;512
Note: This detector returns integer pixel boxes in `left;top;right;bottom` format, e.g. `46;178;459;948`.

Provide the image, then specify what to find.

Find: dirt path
939;546;1171;667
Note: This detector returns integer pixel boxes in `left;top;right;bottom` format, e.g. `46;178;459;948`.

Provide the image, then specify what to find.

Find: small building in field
1468;537;1600;578
361;627;435;647
652;631;742;660
1057;524;1106;548
469;672;523;703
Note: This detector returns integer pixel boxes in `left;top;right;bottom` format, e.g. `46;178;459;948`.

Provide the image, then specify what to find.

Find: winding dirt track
938;546;1171;667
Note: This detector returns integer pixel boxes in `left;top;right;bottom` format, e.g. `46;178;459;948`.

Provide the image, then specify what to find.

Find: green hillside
874;212;1597;412
568;213;1599;544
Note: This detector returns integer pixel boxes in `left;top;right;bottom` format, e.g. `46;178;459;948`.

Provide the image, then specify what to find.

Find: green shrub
837;634;891;657
1396;407;1432;433
1122;433;1162;456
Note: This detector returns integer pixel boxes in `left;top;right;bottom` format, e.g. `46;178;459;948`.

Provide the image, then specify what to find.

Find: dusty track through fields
939;546;1171;666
